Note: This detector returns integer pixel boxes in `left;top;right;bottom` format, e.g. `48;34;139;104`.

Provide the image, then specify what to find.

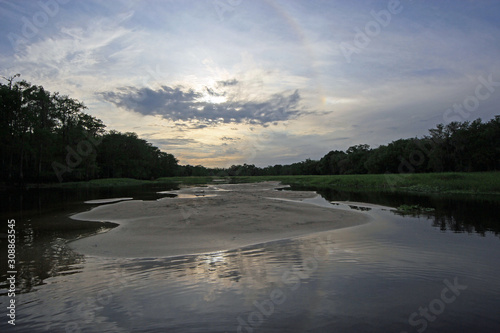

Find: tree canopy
1;76;178;184
209;117;499;177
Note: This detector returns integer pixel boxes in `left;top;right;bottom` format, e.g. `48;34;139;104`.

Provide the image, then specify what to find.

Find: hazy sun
202;94;227;104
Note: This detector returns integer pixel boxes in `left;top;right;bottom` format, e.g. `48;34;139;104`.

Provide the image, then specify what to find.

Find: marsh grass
228;172;500;195
41;172;500;197
48;176;214;188
395;204;436;213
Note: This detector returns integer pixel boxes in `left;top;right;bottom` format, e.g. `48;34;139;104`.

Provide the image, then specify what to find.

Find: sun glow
202;94;227;104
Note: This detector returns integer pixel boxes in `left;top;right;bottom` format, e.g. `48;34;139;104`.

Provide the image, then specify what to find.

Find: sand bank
69;182;370;258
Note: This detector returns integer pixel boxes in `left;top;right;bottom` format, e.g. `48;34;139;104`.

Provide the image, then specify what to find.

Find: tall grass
47;172;500;196
53;176;213;188
228;172;500;195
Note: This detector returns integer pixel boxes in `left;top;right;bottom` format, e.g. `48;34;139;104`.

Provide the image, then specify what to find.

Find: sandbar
69;182;370;258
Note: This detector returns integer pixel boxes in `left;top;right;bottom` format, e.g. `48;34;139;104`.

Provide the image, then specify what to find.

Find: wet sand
69;182;370;258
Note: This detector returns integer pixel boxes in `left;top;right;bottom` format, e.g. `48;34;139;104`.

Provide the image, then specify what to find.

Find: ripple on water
2;196;500;332
84;198;133;204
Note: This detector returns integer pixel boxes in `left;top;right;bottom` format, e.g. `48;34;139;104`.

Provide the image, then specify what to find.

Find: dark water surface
1;184;499;332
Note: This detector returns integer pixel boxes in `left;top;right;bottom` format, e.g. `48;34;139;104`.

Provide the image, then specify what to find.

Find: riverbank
13;176;213;189
11;171;500;197
226;172;500;196
69;182;370;258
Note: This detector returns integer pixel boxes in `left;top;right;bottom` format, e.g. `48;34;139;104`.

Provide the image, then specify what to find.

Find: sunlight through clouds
1;0;499;166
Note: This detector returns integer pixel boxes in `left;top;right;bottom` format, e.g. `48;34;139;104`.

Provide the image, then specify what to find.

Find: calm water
1;184;500;332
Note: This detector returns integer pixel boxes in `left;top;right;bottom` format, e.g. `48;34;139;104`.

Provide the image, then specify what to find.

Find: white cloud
1;0;499;167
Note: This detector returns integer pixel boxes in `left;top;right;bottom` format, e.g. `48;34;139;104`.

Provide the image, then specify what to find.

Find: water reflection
5;233;346;332
3;211;500;332
292;186;500;236
0;184;178;294
0;220;109;296
2;183;498;297
348;205;372;211
84;198;133;204
1;184;500;332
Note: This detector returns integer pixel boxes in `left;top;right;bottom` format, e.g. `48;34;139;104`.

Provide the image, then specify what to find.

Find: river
1;183;499;332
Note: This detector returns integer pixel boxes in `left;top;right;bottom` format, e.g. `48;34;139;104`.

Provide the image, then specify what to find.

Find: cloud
148;138;199;146
217;79;238;87
98;85;302;125
220;136;240;141
205;86;225;97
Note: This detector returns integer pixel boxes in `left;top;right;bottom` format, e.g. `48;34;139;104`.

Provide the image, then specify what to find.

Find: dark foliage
207;117;499;177
1;76;178;184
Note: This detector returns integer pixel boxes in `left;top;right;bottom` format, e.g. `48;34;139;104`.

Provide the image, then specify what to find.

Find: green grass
155;176;218;185
227;172;500;196
30;177;150;188
46;176;215;188
37;172;500;196
395;204;436;213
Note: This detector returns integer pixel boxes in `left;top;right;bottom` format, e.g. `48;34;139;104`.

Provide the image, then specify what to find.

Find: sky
1;0;499;167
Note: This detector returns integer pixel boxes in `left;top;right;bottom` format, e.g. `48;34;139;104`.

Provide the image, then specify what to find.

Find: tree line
1;76;178;184
2;76;498;185
194;116;500;177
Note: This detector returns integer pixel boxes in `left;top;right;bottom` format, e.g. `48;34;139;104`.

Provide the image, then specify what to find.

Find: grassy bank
27;176;215;188
25;172;500;196
228;172;500;196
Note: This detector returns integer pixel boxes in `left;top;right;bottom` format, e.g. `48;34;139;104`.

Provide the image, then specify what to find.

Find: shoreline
3;172;499;199
68;182;371;258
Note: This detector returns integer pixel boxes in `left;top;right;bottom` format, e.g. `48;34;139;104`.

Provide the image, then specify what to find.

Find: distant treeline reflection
312;187;500;237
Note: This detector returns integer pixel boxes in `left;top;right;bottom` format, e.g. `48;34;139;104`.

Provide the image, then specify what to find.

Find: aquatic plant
395;204;435;214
